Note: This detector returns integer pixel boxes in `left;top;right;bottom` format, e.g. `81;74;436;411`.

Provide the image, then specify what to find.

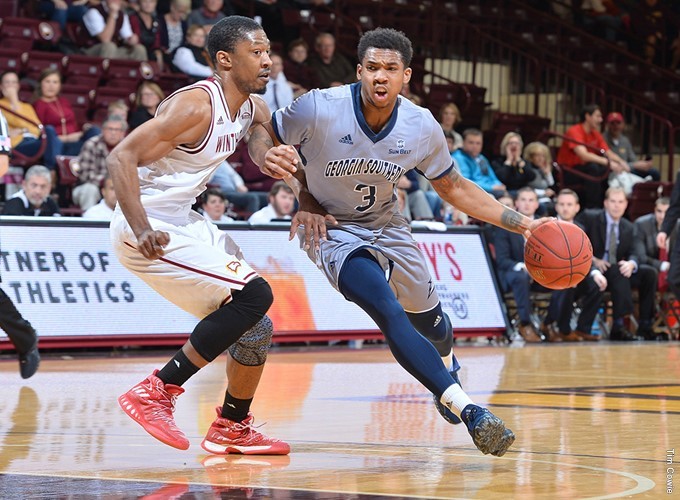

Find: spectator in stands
33;69;101;172
186;0;232;33
82;176;118;220
129;82;165;130
525;141;557;215
172;24;214;79
556;104;628;209
580;0;626;42
635;196;671;281
81;0;148;61
543;189;606;342
400;82;423;106
396;169;435;221
263;52;294;112
130;0;164;69
0;71;44;160
74;116;128;211
658;173;680;303
160;0;190;64
438;103;463;151
307;33;356;88
492;132;536;195
632;0;665;64
493;187;543;343
248;181;296;224
40;0;89;31
209;159;266;215
107;99;130;122
603;112;660;181
284;38;318;98
453;128;505;196
2;165;60;216
578;186;657;340
201;188;234;224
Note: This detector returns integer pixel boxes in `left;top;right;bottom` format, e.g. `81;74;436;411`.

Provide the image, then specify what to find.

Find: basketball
524;220;593;290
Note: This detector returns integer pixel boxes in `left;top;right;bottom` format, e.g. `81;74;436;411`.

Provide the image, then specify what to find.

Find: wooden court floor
0;342;678;499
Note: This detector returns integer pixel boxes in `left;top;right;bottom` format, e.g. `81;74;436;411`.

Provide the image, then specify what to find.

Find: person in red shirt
33;69;101;173
556;103;628;208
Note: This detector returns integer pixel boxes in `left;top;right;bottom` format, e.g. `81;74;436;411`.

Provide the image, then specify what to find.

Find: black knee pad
189;278;274;362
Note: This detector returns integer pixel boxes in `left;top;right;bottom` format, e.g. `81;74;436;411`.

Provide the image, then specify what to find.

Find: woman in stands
33;68;100;172
171;24;213;80
438;103;463;152
129;82;165;130
0;71;44;159
492;132;537;196
160;0;191;65
525;141;557;216
130;0;164;70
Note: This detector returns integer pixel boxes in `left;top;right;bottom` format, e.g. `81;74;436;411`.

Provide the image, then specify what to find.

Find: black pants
669;231;680;302
604;264;658;326
550;275;603;334
0;288;37;353
564;162;608;209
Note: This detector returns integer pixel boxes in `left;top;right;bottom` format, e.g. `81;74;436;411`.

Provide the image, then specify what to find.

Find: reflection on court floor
0;344;676;498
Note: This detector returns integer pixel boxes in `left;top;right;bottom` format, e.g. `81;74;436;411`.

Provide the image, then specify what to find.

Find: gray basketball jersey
272;83;455;229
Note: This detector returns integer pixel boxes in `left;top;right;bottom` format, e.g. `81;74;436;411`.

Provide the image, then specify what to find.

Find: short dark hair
269;180;293;197
207;15;263;64
357;28;412;67
203;188;225;203
580;104;600;122
462;128;483;139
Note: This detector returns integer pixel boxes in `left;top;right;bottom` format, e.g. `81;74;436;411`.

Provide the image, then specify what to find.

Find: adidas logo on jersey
217;116;224;125
339;134;353;144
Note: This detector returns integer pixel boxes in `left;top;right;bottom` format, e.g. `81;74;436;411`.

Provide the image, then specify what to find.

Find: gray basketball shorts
299;222;440;314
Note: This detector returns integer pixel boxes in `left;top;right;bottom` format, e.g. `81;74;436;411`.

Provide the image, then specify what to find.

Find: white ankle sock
441;349;453;371
440;383;474;416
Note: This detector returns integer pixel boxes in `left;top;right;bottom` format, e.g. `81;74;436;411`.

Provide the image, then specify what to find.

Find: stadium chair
103;59;155;89
0;48;25;74
484;112;551;156
62;54;106;88
0;0;19;17
56;155;79;210
60;84;95;124
627;181;673;221
0;17;61;51
0;103;47;168
23;51;67;81
91;86;135;124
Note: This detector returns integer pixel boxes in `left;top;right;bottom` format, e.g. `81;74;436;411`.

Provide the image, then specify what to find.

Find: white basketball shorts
111;210;259;319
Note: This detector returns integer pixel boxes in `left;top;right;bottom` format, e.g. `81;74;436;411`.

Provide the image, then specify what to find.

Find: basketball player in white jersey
250;28;551;457
108;16;289;455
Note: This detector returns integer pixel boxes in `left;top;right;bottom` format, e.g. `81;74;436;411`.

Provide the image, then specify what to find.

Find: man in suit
542;189;607;342
494;187;545;342
658;174;680;303
579;186;657;340
636;197;671;274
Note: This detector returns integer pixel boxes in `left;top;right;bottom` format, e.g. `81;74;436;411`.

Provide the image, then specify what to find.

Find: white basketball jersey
138;78;254;223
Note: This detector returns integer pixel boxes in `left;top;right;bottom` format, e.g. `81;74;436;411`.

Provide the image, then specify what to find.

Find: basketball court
0;342;676;498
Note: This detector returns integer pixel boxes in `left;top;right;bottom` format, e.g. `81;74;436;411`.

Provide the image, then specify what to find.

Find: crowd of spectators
0;3;676;343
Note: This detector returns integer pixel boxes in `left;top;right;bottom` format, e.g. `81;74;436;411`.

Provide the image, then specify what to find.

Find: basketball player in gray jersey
250;28;551;457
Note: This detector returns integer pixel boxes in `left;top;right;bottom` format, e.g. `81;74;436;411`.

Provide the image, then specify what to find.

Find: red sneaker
201;407;290;455
118;370;190;450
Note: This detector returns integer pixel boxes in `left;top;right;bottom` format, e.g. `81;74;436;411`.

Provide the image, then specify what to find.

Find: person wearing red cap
557;104;628;208
603;112;660;181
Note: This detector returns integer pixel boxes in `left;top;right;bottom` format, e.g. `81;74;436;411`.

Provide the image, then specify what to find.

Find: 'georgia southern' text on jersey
272;83;455;228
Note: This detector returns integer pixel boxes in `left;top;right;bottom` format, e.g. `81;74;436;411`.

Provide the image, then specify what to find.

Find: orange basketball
524;220;593;290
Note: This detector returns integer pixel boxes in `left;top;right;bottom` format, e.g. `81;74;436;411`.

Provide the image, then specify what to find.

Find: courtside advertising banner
0;218;506;339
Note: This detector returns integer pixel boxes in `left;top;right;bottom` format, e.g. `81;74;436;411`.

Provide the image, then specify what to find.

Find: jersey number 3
354;184;376;212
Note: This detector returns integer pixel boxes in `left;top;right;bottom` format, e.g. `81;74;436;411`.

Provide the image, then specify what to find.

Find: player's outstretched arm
431;168;551;238
107;89;210;259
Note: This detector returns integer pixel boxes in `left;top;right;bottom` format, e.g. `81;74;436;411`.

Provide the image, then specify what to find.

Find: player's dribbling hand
523;217;554;239
137;229;170;260
263;145;298;179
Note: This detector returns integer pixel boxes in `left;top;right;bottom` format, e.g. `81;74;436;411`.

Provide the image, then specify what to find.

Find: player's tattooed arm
500;208;529;231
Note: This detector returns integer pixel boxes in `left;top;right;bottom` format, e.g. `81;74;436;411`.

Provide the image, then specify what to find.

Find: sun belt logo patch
226;261;241;274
